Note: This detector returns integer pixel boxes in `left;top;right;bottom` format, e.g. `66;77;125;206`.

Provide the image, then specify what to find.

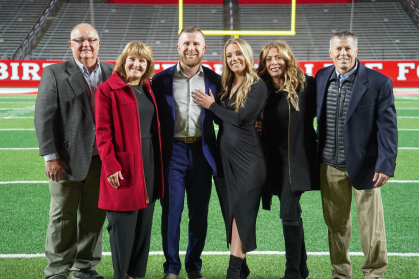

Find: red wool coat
95;72;164;211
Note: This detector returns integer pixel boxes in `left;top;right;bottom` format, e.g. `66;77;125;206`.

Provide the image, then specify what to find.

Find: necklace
128;84;142;94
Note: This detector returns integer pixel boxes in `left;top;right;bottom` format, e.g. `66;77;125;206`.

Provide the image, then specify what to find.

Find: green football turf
0;94;418;279
0;254;418;279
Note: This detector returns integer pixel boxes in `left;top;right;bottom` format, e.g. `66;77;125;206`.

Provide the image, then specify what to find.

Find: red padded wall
107;0;223;4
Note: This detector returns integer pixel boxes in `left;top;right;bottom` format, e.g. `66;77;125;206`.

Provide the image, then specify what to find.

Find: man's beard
180;52;203;67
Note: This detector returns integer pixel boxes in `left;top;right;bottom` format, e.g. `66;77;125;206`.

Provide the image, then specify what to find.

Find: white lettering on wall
154;64;161;71
397;63;415;81
0;63;9;80
42;63;55;68
162;63;175;70
213;64;223;75
10;62;19;80
365;63;383;70
22;63;41;80
304;64;314;76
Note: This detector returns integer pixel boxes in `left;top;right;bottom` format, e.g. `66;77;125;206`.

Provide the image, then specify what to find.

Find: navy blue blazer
151;64;221;176
315;61;398;190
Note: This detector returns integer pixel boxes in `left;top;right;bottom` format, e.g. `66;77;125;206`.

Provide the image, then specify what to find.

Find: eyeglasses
71;38;99;44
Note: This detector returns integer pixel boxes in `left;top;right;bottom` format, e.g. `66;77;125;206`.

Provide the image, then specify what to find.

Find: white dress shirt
173;63;205;138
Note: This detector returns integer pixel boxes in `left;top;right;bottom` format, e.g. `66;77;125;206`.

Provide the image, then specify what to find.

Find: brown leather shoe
162;273;179;279
186;270;206;279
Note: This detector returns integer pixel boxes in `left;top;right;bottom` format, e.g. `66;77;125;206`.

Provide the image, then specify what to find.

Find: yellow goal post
178;0;296;38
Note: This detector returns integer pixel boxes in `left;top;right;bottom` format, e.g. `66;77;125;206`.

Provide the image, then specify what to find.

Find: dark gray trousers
106;201;155;279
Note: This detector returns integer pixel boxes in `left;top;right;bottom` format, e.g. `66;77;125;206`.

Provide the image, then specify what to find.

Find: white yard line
399;129;419;131
0;116;33;119
0;129;34;131
1;251;418;258
0;148;38;150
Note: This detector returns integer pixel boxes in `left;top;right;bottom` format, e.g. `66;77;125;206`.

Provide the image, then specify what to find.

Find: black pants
106;202;155;279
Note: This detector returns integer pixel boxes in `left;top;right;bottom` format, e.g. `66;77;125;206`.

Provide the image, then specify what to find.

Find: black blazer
34;58;114;181
315;61;398;190
262;75;320;210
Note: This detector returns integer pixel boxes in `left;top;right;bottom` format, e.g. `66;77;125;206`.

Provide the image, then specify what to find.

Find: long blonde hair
257;40;305;111
219;38;260;111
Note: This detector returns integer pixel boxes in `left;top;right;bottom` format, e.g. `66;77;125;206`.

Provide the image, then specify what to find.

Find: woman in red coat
95;41;164;279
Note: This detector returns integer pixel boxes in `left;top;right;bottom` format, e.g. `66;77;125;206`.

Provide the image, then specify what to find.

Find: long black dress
209;79;267;252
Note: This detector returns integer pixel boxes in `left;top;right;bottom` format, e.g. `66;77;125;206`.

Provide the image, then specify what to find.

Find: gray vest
321;70;357;168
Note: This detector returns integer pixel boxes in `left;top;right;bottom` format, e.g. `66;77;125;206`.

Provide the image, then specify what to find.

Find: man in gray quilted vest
315;31;397;279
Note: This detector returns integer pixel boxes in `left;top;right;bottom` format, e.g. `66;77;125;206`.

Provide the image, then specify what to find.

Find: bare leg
230;218;245;259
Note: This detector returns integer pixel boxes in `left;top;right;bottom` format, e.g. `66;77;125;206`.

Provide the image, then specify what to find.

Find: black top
261;75;320;210
131;84;155;138
263;90;290;195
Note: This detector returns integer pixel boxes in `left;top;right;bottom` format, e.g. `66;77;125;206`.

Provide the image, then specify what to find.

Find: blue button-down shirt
336;60;358;87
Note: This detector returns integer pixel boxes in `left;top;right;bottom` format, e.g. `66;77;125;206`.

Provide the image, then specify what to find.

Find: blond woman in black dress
193;38;267;279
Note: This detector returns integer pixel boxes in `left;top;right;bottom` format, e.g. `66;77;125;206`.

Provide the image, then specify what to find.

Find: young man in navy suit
151;26;220;279
315;31;397;279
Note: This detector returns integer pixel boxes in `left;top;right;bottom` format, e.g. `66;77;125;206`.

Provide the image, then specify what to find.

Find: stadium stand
240;1;419;60
0;0;54;59
31;1;224;61
9;0;419;61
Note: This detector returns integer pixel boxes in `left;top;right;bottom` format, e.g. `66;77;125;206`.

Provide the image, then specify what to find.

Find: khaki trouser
44;156;106;279
320;163;388;279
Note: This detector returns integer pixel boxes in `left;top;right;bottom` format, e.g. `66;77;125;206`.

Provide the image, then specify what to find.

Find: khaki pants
44;156;106;279
320;163;388;279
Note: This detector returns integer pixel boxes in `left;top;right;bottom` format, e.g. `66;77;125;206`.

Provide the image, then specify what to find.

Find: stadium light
178;0;296;37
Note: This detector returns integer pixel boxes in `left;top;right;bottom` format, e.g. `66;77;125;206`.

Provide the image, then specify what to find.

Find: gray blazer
34;58;114;181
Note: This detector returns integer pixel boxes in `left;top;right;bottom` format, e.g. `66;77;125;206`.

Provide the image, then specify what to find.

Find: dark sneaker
71;270;104;279
186;270;206;279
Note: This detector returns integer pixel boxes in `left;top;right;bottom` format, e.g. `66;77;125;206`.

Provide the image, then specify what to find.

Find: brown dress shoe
162;273;179;279
186;270;206;279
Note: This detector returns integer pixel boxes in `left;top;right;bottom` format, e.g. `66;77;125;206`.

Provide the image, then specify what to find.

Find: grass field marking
0;102;35;104
395;108;419;110
398;129;419;131
0;106;35;118
398;147;419;149
0;128;35;131
0;148;39;150
388;180;419;183
0;181;48;184
0;116;34;119
397;117;419;118
1;252;418;258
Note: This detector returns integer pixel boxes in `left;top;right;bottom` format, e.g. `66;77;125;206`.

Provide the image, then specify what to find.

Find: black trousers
106;202;155;279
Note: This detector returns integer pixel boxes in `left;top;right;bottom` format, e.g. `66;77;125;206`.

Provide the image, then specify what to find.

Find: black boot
240;257;250;279
226;255;244;279
280;220;305;279
299;220;309;279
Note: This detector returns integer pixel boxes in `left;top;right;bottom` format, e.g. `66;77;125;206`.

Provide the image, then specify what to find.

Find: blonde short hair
113;41;154;86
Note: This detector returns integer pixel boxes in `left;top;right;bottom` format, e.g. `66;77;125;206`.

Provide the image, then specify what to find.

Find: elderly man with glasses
35;23;114;279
